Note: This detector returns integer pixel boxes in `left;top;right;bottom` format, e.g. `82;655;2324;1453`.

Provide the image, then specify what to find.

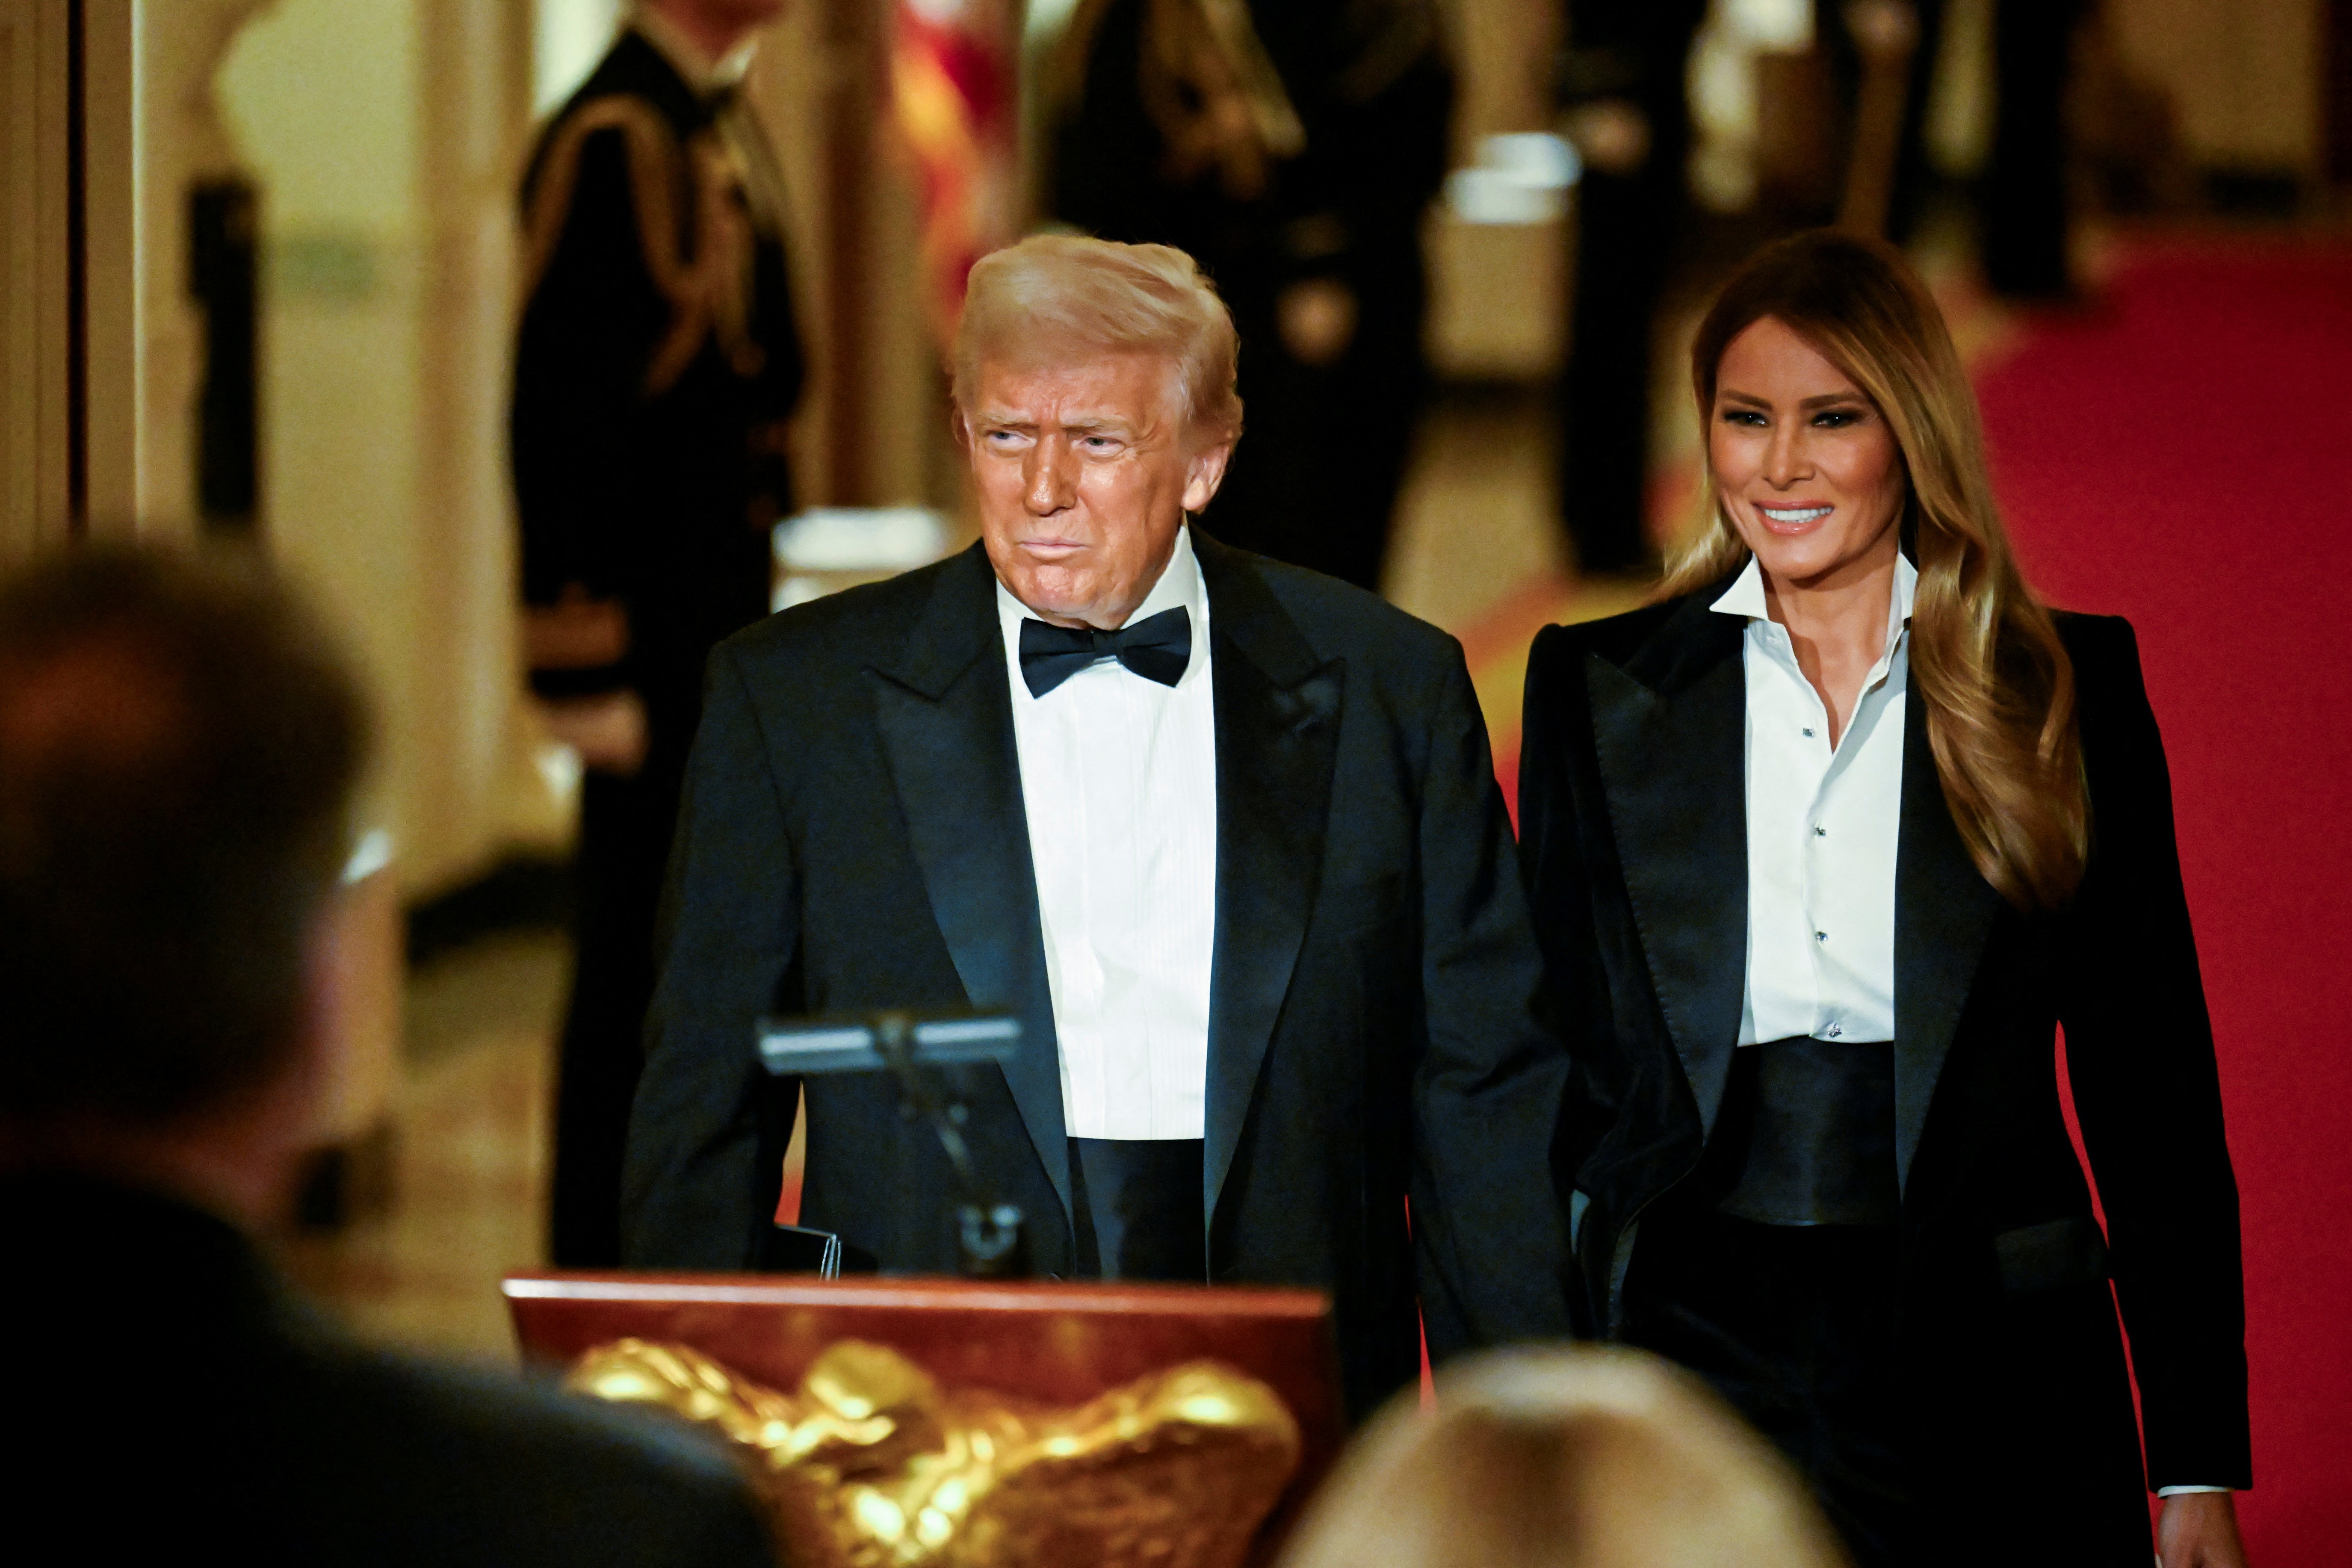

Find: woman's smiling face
1708;315;1909;590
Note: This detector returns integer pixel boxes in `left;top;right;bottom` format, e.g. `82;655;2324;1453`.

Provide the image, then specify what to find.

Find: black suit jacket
623;533;1574;1418
4;1173;774;1565
1517;585;2250;1494
511;28;804;766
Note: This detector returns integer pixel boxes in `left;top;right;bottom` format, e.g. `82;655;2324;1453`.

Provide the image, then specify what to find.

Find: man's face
963;354;1230;629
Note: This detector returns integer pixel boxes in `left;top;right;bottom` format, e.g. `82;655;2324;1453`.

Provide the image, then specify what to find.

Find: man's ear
1182;439;1235;514
949;403;973;453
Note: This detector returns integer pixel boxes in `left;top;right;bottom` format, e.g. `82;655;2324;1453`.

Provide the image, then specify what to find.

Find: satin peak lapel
868;546;1070;1220
1196;538;1344;1222
1586;598;1749;1137
1892;682;2003;1195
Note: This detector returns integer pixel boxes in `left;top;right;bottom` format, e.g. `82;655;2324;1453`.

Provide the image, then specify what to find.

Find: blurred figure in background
1978;0;2087;299
0;548;776;1567
1052;0;1453;594
512;0;804;1267
1823;0;2086;298
1818;1;1946;245
1277;1346;1846;1568
1554;0;1708;576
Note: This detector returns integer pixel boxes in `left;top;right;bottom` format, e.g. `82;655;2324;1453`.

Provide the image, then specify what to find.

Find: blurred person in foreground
1051;0;1452;594
0;548;776;1565
1278;1347;1846;1568
512;0;805;1267
1517;230;2247;1565
624;235;1573;1420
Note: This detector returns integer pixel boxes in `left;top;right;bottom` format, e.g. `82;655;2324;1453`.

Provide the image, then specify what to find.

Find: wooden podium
504;1272;1345;1563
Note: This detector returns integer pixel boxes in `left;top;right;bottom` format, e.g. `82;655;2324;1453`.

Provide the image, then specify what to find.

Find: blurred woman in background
1516;231;2248;1567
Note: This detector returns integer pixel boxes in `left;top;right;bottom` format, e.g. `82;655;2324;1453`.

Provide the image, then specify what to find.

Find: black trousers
1203;255;1429;596
1983;0;2088;298
1557;4;1705;576
547;759;682;1267
1624;1204;1912;1567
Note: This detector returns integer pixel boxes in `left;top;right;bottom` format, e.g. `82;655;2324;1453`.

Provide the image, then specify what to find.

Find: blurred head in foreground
0;545;368;1223
1278;1347;1846;1568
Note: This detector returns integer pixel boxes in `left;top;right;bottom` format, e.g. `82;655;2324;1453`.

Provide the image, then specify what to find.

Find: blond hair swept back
953;233;1244;442
1276;1347;1847;1568
1663;230;2087;911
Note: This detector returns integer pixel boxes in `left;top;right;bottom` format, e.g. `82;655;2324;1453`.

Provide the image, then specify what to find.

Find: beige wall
0;0;74;559
220;0;554;901
131;0;272;537
2;0;165;555
2110;0;2325;173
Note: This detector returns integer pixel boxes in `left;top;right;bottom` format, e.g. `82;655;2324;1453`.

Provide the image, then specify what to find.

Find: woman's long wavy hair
1661;230;2087;910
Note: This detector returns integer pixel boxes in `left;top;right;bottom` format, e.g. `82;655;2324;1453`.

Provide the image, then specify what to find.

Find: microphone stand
757;1009;1029;1279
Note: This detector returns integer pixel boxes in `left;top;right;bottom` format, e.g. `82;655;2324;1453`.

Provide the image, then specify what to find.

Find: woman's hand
2158;1491;2247;1568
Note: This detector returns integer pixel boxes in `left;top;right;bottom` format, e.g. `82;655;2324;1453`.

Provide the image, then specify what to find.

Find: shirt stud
1814;825;1826;836
1816;930;1828;942
1802;726;1816;738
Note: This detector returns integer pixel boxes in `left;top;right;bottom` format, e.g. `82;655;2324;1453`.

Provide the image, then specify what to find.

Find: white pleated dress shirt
1714;552;1916;1048
995;526;1218;1140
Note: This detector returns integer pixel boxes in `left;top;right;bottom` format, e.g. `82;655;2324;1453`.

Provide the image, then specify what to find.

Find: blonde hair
953;233;1243;442
1276;1347;1846;1568
1664;230;2087;911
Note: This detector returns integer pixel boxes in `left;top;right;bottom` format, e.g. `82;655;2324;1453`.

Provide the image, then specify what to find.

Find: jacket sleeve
2056;616;2250;1489
1516;625;1623;1184
511;114;675;610
1410;638;1578;1358
621;643;803;1267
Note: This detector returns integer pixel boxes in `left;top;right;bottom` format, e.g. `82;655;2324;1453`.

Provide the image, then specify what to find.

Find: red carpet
1974;235;2352;1562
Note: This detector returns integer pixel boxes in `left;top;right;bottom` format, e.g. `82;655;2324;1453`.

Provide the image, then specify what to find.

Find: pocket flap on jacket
1994;1215;2109;1294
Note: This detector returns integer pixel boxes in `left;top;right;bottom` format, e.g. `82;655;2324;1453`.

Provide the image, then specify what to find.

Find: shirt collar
630;6;758;94
1709;549;1918;637
995;525;1208;682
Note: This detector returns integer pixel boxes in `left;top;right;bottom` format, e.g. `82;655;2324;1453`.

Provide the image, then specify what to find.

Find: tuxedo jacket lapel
1892;681;2003;1195
1195;536;1345;1223
1587;594;1750;1138
868;544;1071;1222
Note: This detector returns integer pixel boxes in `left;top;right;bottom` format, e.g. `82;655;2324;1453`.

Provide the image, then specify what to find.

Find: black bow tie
1018;607;1192;698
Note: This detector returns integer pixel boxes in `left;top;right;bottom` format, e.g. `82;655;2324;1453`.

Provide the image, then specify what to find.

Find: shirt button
1824;1022;1844;1038
1802;727;1816;738
1816;930;1828;942
1814;825;1826;837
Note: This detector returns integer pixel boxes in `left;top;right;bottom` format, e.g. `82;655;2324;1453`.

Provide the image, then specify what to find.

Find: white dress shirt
1715;552;1916;1047
996;526;1218;1140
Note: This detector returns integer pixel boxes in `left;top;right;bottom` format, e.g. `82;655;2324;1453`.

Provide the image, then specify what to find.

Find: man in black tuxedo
512;0;805;1266
623;235;1574;1418
0;549;774;1566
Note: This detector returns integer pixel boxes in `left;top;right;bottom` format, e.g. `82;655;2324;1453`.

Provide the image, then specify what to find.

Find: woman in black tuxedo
1517;232;2249;1568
